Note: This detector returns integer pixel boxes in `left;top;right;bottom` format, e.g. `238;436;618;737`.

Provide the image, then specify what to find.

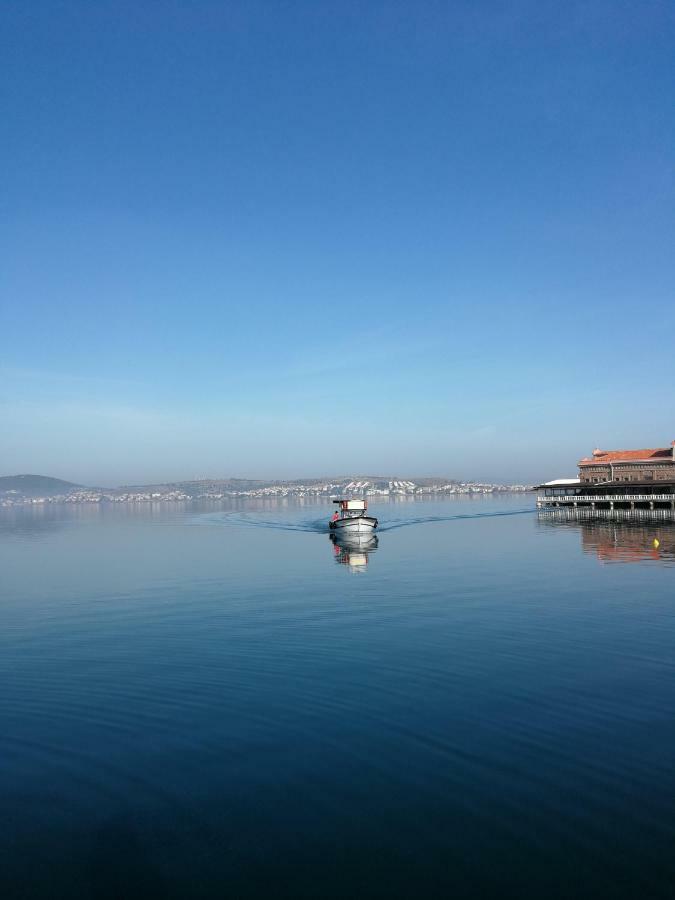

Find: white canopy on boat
333;498;367;511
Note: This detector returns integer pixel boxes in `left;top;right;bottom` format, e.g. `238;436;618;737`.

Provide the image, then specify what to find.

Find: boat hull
329;515;378;534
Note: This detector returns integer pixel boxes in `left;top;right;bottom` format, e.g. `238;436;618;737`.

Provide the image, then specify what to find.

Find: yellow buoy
653;538;660;548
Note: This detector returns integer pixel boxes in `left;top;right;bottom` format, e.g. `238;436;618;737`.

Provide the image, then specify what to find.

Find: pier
537;490;675;512
538;506;675;523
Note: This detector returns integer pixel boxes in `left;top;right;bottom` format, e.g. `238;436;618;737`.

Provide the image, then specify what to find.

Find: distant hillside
0;473;530;504
116;476;460;496
117;478;276;496
0;474;84;497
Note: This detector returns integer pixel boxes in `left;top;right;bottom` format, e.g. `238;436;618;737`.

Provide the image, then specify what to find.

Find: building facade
578;444;675;484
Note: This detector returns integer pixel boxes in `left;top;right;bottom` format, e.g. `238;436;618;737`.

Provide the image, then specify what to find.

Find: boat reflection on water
538;510;675;564
330;532;379;571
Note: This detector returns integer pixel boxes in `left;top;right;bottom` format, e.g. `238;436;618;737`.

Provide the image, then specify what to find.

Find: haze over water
1;495;675;898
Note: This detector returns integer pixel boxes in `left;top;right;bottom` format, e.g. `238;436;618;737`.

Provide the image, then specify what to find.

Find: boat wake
376;507;534;531
188;507;534;534
187;512;329;533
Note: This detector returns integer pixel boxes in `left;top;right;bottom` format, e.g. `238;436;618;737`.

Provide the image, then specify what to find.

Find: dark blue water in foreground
1;495;674;899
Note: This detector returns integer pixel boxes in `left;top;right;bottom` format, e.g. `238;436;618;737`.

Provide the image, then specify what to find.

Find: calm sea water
1;495;674;899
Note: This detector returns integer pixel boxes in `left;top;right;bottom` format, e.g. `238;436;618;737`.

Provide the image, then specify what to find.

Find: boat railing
538;493;674;503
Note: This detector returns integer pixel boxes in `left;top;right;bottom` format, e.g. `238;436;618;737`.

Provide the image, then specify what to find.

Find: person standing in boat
332;510;339;523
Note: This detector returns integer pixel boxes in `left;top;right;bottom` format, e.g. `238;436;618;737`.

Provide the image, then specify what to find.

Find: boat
329;498;378;534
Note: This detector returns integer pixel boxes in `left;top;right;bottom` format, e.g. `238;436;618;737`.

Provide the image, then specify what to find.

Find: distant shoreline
0;475;533;508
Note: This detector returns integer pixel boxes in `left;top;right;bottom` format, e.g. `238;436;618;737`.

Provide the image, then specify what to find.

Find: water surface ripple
1;496;674;898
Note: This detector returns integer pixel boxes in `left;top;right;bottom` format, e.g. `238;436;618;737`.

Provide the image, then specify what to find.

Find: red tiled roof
579;447;674;466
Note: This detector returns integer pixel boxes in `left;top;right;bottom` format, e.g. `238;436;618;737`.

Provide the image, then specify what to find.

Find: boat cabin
333;498;368;517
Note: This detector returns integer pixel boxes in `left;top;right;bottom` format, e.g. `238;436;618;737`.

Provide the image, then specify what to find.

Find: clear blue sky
2;1;674;485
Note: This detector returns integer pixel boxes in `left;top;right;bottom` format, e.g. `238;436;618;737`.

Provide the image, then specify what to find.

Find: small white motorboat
329;498;378;534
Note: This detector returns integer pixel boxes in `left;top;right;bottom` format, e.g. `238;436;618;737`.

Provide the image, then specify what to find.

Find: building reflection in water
538;510;675;564
330;533;379;571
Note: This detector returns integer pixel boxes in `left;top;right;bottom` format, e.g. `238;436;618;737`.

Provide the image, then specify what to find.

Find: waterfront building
537;440;675;512
579;442;675;484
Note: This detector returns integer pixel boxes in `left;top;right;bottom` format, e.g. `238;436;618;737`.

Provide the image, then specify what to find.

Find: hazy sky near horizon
2;1;674;485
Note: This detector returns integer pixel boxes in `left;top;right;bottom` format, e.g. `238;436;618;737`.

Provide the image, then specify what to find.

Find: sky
1;0;674;485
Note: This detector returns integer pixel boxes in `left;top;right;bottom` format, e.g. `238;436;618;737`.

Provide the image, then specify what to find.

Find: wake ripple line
378;508;534;531
189;508;535;534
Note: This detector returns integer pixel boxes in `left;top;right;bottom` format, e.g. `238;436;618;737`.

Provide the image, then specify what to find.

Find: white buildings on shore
1;478;532;507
